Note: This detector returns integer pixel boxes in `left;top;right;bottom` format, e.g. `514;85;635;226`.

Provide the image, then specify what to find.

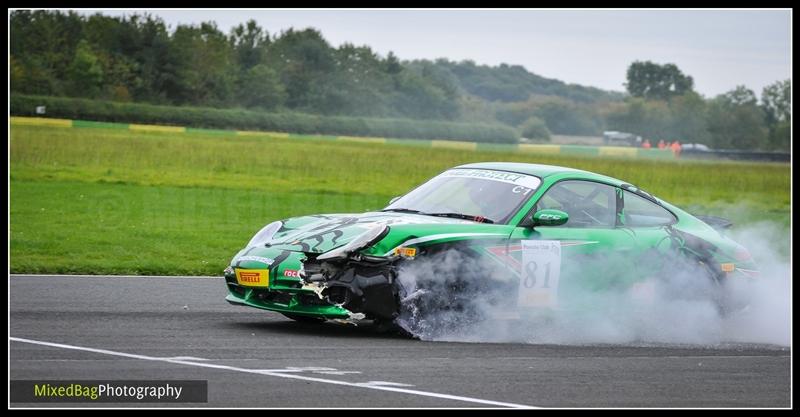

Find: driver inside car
466;180;515;222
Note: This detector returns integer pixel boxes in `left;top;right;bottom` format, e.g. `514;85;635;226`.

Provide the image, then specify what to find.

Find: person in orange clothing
670;140;682;158
641;139;652;149
657;139;666;149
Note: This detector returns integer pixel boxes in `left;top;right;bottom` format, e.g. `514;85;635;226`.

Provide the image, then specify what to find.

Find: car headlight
317;224;389;260
247;221;283;248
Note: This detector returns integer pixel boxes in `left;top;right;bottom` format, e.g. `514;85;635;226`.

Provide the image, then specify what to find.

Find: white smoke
717;221;791;346
393;221;790;347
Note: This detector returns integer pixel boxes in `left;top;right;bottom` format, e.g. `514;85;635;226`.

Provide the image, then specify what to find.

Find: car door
615;188;682;280
506;180;638;308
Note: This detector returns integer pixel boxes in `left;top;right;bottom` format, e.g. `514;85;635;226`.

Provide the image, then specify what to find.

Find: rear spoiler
695;215;733;230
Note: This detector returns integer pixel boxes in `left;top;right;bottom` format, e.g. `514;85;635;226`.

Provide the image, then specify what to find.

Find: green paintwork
225;162;758;319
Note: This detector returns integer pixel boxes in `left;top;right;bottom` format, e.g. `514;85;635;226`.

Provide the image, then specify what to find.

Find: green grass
10;124;791;275
10;181;386;275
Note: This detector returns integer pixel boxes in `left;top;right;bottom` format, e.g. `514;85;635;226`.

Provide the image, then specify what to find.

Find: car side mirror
531;209;569;227
388;196;401;205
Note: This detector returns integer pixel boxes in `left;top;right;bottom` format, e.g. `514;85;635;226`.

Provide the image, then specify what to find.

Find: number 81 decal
518;240;561;308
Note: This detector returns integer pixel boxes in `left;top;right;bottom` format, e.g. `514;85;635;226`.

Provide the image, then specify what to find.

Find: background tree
435;59;618;103
760;80;791;151
666;92;710;144
723;85;758;106
266;28;336;112
625;61;694;100
605;98;670;140
531;99;601;135
229;20;270;72
401;60;461;119
519;116;551;141
66;40;104;97
492;96;604;136
761;79;791;124
8;10;789;150
318;43;392;117
173;22;237;106
10;10;85;96
706;86;769;149
236;64;286;109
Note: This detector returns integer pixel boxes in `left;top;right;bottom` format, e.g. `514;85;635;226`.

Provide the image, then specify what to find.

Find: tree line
10;11;790;150
610;61;790;151
10;10;462;120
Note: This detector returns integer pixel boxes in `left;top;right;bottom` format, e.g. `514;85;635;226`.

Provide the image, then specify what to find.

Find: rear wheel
660;254;738;316
696;260;751;317
696;259;728;315
280;313;327;323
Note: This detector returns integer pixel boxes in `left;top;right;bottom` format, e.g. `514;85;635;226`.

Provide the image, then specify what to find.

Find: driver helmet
467;180;504;219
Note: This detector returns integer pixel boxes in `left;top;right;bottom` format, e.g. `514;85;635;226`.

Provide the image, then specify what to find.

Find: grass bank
10;124;790;275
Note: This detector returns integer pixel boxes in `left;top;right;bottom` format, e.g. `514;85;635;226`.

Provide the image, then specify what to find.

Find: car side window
535;180;616;228
621;190;677;227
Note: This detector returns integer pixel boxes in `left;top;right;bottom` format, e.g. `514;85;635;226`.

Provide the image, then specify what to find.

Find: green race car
224;162;758;327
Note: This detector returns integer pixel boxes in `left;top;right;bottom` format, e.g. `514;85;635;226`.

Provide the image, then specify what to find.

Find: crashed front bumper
224;239;402;320
224;268;352;319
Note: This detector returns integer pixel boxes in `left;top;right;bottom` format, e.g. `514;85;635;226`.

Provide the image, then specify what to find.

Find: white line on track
359;381;415;388
10;337;535;408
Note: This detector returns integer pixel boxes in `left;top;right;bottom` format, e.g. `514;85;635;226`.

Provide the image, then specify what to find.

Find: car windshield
383;168;542;224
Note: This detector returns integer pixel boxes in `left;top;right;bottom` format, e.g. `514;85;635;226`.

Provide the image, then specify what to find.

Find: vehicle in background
602;131;642;147
681;143;712;152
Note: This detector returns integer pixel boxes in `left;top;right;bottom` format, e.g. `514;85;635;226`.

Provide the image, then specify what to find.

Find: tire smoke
394;222;790;347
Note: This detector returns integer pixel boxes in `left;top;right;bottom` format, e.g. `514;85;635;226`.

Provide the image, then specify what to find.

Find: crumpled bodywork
302;254;400;320
224;213;511;321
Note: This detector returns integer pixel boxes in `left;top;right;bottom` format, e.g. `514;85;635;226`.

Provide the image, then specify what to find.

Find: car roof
454;162;615;181
454;162;666;205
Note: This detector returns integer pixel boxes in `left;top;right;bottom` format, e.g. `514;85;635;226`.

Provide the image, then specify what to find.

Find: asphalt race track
10;275;791;408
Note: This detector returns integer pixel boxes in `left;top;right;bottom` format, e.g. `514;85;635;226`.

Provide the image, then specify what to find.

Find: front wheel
372;318;417;338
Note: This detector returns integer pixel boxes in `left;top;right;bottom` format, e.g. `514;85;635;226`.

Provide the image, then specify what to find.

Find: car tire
373;318;418;338
671;255;745;317
280;313;327;323
394;249;492;337
695;259;751;317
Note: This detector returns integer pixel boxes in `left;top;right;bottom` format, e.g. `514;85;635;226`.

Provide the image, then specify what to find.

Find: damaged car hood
260;211;478;254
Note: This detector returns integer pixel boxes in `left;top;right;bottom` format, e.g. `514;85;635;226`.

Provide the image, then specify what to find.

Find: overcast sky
75;9;791;98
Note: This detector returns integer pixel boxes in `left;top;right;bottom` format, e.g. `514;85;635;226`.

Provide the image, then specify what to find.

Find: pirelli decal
394;247;417;258
235;269;270;287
